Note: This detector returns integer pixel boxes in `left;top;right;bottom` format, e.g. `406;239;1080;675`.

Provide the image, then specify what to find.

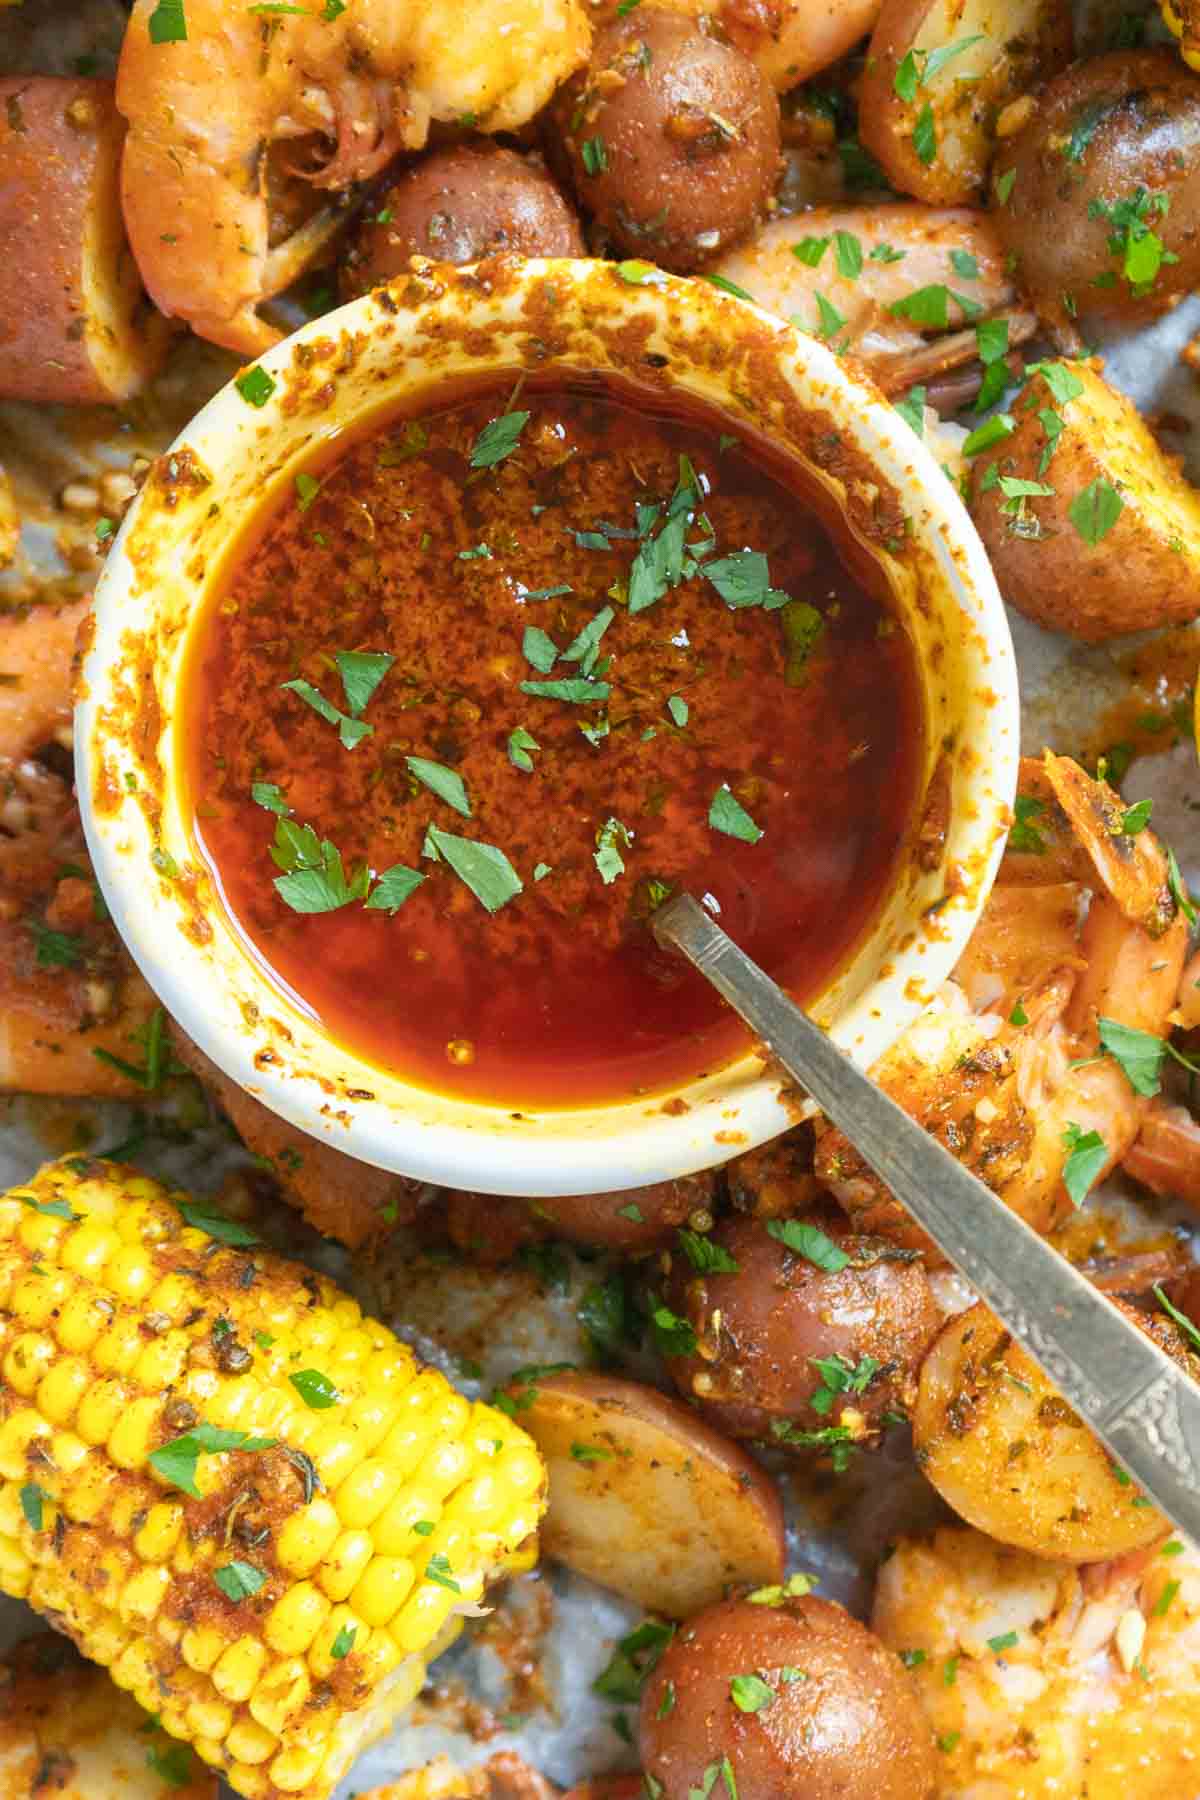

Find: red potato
506;1371;785;1616
562;1783;643;1800
340;143;584;300
639;1594;938;1800
661;1214;941;1446
913;1300;1195;1560
536;1171;718;1253
860;0;1072;204
0;78;168;404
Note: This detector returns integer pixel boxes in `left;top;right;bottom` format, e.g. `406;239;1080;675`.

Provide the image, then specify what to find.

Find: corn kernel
371;1486;442;1556
202;1374;257;1430
47;1431;88;1479
60;1458;116;1525
132;1331;188;1391
212;1634;267;1704
495;1444;544;1499
145;1271;201;1322
0;1539;31;1596
365;1346;416;1393
0;1199;24;1240
308;1423;361;1491
337;1458;402;1528
111;1639;157;1692
118;1563;170;1624
181;1622;228;1673
59;1221;118;1279
55;1289;113;1353
327;1328;374;1376
276;1497;341;1577
75;1379;129;1446
351;1554;416;1627
0;1407;51;1480
36;1357;91;1425
342;1394;398;1456
4;1332;57;1397
308;1603;368;1678
291;1313;338;1356
269;1742;325;1792
248;1657;310;1734
414;1437;471;1500
264;1581;330;1656
227;1718;279;1765
107;1396;163;1470
185;1694;234;1741
316;1528;374;1602
93;1316;144;1376
390;1580;457;1654
191;1736;228;1770
17;1213;67;1258
11;1270;73;1328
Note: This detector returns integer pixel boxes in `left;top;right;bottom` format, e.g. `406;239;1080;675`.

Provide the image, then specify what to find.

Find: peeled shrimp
1124;1102;1200;1211
0;597;89;763
873;1525;1200;1799
711;203;1037;394
815;753;1190;1253
116;0;591;354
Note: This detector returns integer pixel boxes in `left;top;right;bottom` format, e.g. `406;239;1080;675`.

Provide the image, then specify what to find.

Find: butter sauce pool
182;373;923;1106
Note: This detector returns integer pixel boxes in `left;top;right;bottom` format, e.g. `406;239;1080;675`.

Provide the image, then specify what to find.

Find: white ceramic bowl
77;257;1018;1196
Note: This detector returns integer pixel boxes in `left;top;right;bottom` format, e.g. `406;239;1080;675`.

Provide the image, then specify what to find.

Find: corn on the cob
0;1158;546;1800
1163;0;1200;70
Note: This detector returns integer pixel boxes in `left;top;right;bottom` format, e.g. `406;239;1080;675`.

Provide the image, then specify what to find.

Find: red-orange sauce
182;373;923;1106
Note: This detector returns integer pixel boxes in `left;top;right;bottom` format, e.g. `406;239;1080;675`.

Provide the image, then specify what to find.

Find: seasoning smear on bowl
182;371;923;1106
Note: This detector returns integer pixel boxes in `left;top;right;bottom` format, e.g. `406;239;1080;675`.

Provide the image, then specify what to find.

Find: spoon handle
654;891;1200;1541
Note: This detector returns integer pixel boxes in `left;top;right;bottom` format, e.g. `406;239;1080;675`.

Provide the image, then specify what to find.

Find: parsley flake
729;1673;775;1713
148;0;187;42
290;1368;339;1410
469;410;530;469
235;365;275;408
1061;1124;1108;1206
709;785;762;843
149;1425;277;1499
331;1623;357;1659
765;1218;850;1271
214;1561;266;1602
406;756;471;818
424;826;523;914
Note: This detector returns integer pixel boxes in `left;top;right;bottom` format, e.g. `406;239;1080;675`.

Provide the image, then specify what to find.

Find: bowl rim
77;258;1019;1196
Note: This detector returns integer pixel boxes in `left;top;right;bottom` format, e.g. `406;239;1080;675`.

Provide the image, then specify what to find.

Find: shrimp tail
1041;750;1178;938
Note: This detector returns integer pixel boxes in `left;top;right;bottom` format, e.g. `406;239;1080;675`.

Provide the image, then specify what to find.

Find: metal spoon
654;891;1200;1541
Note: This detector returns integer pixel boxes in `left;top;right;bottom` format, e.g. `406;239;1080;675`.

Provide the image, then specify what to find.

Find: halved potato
968;359;1200;639
0;77;168;403
914;1302;1176;1562
860;0;1072;204
508;1371;785;1616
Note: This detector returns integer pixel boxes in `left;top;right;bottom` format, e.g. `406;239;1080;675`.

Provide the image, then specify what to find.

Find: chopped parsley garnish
335;650;394;716
469;409;531;469
962;414;1015;457
667;694;689;727
809;1352;881;1416
295;471;321;512
709;785;762;843
581;136;609;175
425;1553;462;1593
520;676;611;703
563;606;615;673
281;677;374;751
811;291;848;342
594;1619;676;1702
423;826;523;913
508;727;540;772
995;167;1016;205
235;365;275;408
571;1441;615;1462
1119;798;1153;834
1069;477;1123;546
252;781;289;816
1061;1124;1108;1207
987;1629;1019;1653
729;1673;775;1713
677;1228;739;1274
19;1482;48;1531
913;102;936;165
650;1301;698;1357
406;755;471;818
889;284;979;328
1154;1578;1181;1618
148;0;187;42
765;1218;850;1272
834;230;863;279
214;1561;266;1602
894;386;926;436
770;1418;857;1470
704;549;790;611
893;33;983;102
290;1368;340;1410
950;249;980;280
1168;847;1197;925
149;1425;277;1499
522;625;559;672
704;273;754;302
594;816;633;884
1155;1284;1200;1355
28;921;85;969
364;863;425;913
271;817;368;914
331;1623;357;1659
92;1006;179;1091
1008;794;1046;854
1096;1017;1165;1097
615;259;666;287
177;1200;261;1247
792;236;831;267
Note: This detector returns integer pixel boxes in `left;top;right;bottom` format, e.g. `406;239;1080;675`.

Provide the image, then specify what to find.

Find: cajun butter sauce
183;373;923;1107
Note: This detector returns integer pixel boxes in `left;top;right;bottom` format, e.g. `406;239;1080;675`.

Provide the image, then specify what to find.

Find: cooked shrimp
169;1025;423;1247
116;0;591;354
360;1756;557;1798
873;1525;1200;1799
0;596;89;763
710;203;1037;393
0;1631;216;1798
815;754;1190;1254
1124;1102;1200;1211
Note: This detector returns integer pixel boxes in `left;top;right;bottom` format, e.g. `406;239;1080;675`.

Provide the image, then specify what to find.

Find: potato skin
913;1300;1192;1561
993;50;1200;341
639;1594;938;1800
339;143;584;298
554;10;781;271
538;1171;717;1252
861;0;1073;206
969;361;1200;639
661;1214;941;1443
0;77;167;403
